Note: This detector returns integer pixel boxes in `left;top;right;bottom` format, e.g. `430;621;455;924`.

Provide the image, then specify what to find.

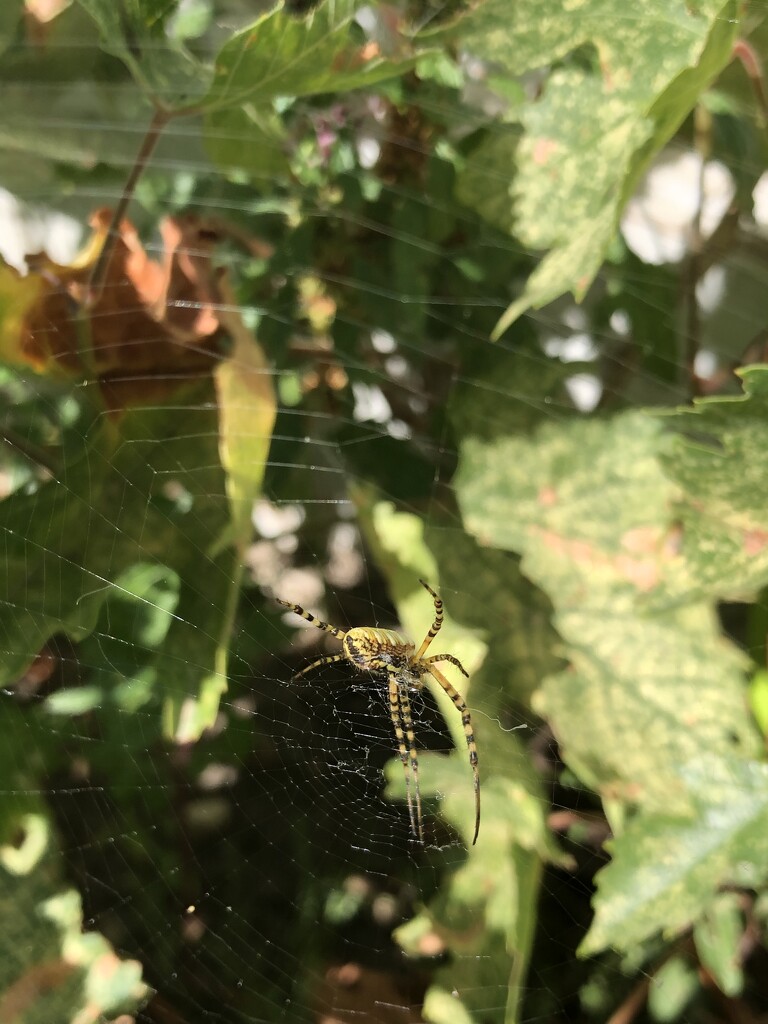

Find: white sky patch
566;374;602;411
696;264;726;314
542;332;598;362
326;522;364;589
562;304;587;331
0;188;82;272
753;172;768;228
252;499;305;539
275;534;298;555
610;309;631;336
621;149;735;265
357;136;381;168
352;381;392;423
371;328;396;353
387;419;411;439
694;349;718;378
385;355;408;378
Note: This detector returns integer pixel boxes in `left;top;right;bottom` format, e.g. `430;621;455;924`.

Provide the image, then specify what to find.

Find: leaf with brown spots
454;410;760;814
450;0;742;333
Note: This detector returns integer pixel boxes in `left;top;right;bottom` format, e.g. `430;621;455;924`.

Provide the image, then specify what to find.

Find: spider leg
388;673;418;841
414;579;443;660
275;597;347;640
424;664;480;846
398;679;424;845
426;653;469;678
292;653;345;681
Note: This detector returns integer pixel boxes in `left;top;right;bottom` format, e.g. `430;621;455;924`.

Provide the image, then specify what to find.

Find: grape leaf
204;103;291;183
202;0;426;112
76;0;211;106
454;410;760;812
581;756;768;954
453;0;741;334
662;365;768;599
693;892;744;997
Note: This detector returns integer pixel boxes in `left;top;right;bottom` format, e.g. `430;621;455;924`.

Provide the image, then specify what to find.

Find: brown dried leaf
13;209;227;411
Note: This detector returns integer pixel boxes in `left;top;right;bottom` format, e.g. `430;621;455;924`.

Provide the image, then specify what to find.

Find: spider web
1;2;767;1023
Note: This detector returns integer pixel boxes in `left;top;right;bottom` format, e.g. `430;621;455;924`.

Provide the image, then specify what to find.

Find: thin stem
683;103;712;399
87;106;171;303
733;39;768;135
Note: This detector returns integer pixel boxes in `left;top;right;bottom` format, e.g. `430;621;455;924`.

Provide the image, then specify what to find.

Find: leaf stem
86;106;172;303
733;39;768;136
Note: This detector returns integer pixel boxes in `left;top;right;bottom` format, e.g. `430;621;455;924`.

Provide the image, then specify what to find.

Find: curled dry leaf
4;208;226;411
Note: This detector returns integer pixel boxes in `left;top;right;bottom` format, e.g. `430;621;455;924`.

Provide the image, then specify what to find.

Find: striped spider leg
275;580;480;845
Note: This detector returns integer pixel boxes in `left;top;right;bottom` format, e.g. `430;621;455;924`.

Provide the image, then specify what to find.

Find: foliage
2;1;768;1022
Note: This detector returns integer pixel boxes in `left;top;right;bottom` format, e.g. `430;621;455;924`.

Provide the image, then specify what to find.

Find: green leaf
204;103;291;183
580;756;768;954
647;957;699;1023
749;669;768;737
463;0;743;335
45;686;102;715
694;891;744;997
0;390;236;742
662;366;768;599
454;130;518;236
454;410;760;813
214;278;278;546
356;493;567;1024
75;0;211;106
393;750;547;1024
0;0;23;56
424;521;561;707
45;562;180;716
0;703;150;1022
202;0;425;113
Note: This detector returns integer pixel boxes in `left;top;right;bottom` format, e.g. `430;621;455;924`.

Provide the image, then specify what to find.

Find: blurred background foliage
3;1;768;1022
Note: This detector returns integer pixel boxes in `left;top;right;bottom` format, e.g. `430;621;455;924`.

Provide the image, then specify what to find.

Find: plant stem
87;106;172;303
733;39;768;135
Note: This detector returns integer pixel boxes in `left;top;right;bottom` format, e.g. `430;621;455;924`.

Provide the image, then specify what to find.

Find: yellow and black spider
275;579;480;846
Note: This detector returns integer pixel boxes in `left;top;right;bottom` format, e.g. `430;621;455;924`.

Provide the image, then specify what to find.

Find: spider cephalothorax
275;580;480;845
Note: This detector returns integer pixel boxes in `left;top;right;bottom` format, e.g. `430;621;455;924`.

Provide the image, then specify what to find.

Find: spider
275;579;480;846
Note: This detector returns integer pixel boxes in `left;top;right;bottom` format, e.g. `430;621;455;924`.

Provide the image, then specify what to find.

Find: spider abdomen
343;628;414;672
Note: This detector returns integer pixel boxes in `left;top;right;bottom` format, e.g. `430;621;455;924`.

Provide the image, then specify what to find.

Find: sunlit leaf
694;891;744;997
581;756;768;954
662;365;768;598
452;0;742;333
203;0;426;112
455;410;760;812
75;0;211;106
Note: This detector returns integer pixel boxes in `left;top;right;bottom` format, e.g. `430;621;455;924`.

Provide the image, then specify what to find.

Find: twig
606;939;692;1024
86;106;171;303
605;975;652;1024
733;40;768;135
